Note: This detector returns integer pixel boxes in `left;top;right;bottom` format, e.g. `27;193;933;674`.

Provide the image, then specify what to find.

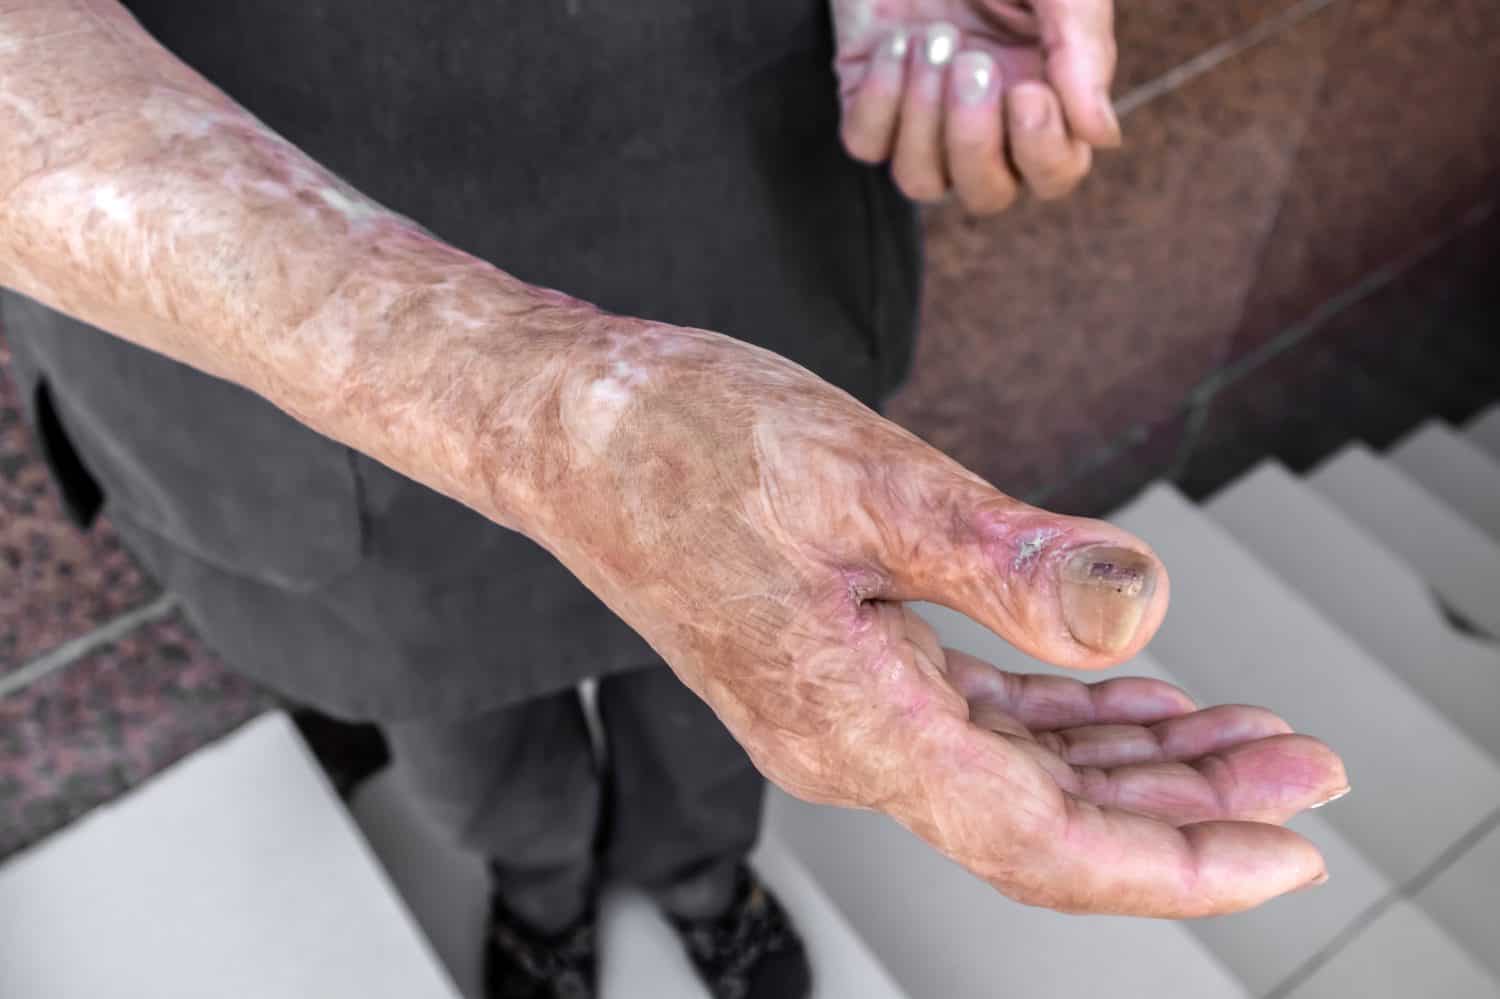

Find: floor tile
1176;208;1500;498
0;333;159;671
1028;411;1188;516
1230;0;1500;357
1115;0;1305;94
0;613;273;861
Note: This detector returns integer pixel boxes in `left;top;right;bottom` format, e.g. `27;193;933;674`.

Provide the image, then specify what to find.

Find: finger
1058;734;1350;826
902;719;1328;916
1036;705;1294;768
1032;0;1121;147
1007;83;1092;200
892;22;959;202
841;29;910;164
945;649;1195;730
944;51;1018;215
874;466;1172;669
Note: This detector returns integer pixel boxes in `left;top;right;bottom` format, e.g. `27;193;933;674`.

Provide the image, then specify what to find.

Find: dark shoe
484;894;597;999
668;865;812;999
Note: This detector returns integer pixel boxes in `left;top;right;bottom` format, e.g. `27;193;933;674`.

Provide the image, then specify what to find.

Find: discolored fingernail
952;51;996;105
1059;545;1158;654
1311;786;1352;809
878;29;909;64
925;22;959;67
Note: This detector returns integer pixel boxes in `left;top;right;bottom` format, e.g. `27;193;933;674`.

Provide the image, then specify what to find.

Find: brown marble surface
1179;205;1500;497
0;332;159;672
887;5;1339;501
1114;0;1305;94
1229;0;1500;358
0;612;273;861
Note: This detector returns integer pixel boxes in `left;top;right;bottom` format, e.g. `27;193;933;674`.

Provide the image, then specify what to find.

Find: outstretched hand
833;0;1121;213
533;323;1349;918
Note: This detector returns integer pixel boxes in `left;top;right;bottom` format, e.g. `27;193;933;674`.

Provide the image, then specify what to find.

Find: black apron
4;0;921;721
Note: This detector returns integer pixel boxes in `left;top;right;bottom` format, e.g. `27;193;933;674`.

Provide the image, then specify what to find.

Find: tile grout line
1193;199;1497;407
1114;0;1343;118
1029;198;1496;507
1170;0;1359;478
1266;804;1500;999
1034;0;1355;505
0;591;179;700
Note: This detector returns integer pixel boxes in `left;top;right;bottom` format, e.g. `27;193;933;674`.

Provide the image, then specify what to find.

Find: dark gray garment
385;664;765;931
3;0;921;720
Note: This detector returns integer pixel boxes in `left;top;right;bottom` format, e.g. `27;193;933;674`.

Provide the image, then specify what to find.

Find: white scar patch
1012;529;1061;571
91;183;134;223
562;363;649;458
318;185;382;225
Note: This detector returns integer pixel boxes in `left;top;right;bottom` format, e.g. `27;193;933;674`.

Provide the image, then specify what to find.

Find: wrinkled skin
0;1;1348;918
834;0;1120;212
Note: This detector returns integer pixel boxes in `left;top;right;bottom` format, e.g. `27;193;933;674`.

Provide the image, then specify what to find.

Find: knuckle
894;166;948;203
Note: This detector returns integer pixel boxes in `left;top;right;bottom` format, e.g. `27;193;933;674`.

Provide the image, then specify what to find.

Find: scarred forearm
1;2;1351;921
0;0;625;536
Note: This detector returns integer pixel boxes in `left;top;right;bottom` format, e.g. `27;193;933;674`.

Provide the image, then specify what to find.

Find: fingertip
842;29;910;164
1180;821;1328;914
1069;93;1122;149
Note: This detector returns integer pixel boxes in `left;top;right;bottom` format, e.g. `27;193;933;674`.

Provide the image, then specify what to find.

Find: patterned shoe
668;865;813;999
484;894;597;999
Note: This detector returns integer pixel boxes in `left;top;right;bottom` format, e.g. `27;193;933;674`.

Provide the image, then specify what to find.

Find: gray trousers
385;665;765;932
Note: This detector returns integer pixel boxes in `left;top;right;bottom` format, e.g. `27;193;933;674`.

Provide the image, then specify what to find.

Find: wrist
278;224;642;540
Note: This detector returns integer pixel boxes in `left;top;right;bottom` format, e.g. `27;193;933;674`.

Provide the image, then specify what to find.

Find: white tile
1414;818;1500;982
766;791;1248;999
349;771;490;998
1206;460;1500;761
1390;421;1500;545
1115;484;1500;884
0;713;462;999
1285;899;1499;999
1310;444;1500;641
1465;403;1500;464
917;601;1392;996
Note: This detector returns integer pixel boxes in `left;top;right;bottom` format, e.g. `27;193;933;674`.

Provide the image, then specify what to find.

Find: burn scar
1012;529;1061;572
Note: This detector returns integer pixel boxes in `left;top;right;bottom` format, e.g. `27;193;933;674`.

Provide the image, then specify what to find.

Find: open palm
880;603;1341;912
833;0;1120;212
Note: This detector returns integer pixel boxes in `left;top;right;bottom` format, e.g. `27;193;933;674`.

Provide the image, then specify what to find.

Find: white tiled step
1389;420;1500;545
1309;444;1500;641
1465;403;1500;464
0;712;463;999
350;769;906;999
1413;817;1500;982
1284;899;1499;999
1114;484;1500;885
916;603;1390;997
765;790;1248;999
1205;460;1500;761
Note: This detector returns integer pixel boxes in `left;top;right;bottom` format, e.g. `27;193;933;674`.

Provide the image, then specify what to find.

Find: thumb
877;469;1169;669
1032;0;1122;148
